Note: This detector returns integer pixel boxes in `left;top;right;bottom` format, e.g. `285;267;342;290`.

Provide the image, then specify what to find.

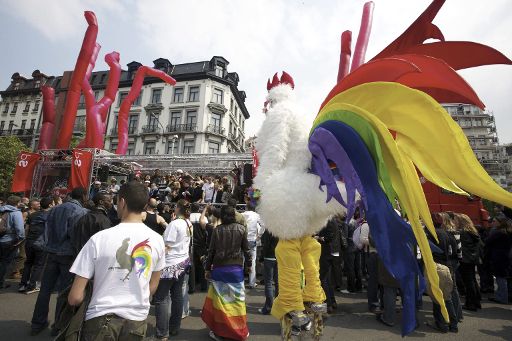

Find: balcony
144;102;164;111
166;124;197;133
0;128;36;136
141;125;161;134
206;124;225;136
110;126;138;136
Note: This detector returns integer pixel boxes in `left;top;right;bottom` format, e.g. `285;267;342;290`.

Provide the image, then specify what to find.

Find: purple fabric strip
309;127;367;220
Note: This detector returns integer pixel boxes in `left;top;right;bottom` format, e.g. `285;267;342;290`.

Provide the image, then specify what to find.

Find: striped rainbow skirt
201;265;249;340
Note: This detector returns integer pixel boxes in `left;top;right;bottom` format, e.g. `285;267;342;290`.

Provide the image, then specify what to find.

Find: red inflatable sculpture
116;67;176;155
37;86;56;150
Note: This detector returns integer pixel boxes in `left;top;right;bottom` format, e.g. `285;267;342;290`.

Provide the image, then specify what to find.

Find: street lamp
171;134;178;154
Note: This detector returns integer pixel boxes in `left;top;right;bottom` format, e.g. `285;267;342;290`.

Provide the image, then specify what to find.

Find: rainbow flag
201;265;249;340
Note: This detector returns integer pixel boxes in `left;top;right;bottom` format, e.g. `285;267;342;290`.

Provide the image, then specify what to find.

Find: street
0;278;511;341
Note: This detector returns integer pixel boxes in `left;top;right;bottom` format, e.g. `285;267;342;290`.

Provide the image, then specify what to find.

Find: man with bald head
142;198;167;235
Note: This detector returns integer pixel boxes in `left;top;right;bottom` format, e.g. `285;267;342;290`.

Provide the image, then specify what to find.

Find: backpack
0;212;9;237
352;221;365;250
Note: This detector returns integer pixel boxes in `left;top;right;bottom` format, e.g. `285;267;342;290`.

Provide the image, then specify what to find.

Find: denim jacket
0;205;25;243
44;199;88;256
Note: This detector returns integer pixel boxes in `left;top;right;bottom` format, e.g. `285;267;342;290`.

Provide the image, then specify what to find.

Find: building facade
442;103;507;188
0;56;250;155
0;71;50;149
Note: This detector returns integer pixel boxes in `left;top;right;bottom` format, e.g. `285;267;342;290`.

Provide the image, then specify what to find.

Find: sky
0;0;511;142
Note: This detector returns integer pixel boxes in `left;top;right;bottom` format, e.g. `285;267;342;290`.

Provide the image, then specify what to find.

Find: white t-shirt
163;219;191;266
70;223;165;321
202;183;215;201
190;212;208;225
243;210;263;242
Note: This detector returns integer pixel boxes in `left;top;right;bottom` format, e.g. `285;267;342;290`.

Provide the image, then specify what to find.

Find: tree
0;136;30;195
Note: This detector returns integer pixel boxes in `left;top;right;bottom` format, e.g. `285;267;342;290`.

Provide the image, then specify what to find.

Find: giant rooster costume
254;0;512;338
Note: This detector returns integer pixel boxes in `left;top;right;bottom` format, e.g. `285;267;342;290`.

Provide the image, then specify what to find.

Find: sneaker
340;289;350;294
25;287;40;295
288;311;312;331
247;283;258;289
209;330;223;341
18;285;27;293
308;302;327;314
258;308;270;315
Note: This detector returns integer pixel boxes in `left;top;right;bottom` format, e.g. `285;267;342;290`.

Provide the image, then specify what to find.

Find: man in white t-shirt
242;204;264;288
68;181;165;341
201;177;215;203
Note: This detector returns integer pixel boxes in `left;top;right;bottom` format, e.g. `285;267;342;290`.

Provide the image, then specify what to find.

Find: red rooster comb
267;71;295;91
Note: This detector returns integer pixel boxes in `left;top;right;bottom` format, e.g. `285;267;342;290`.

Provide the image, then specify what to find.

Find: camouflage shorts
80;314;147;341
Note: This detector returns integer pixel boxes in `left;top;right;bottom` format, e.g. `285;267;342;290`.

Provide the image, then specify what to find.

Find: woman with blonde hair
439;212;463;322
455;214;483;311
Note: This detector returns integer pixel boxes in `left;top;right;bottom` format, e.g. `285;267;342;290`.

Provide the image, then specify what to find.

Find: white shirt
163;219;191;266
202;183;215;202
242;210;263;242
190;212;208;225
70;223;165;321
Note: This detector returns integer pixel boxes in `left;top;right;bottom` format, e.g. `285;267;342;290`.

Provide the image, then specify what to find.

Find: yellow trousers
271;237;326;320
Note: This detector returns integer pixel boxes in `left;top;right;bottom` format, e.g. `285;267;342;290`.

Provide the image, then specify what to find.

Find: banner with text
11;152;40;193
69;149;93;190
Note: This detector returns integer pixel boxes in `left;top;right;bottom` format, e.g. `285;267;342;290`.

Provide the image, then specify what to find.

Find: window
144;141;156;154
33;101;40;111
21;120;26;129
173;87;184;103
167;139;179;154
34;80;40;88
8;121;14;131
118;92;128;107
230;98;234;112
208;141;220;154
186;110;197;128
183;140;195;154
110;142;118;153
188;86;199;102
3;103;8;114
170;111;181;127
11;103;17;113
133;90;143;106
210;112;222;128
127;142;135;155
94;91;100;101
13;83;20;91
24;102;30;112
30;119;36;129
215;65;224;77
79;94;85;107
128;115;138;133
151;88;162;104
75;116;86;131
213;88;223;104
148;114;159;129
0;121;4;130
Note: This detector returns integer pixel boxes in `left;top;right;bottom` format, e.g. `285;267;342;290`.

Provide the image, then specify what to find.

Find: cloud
1;0;511;142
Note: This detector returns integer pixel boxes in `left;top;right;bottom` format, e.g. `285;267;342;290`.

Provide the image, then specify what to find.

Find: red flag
11;152;40;193
252;148;259;177
69;149;93;190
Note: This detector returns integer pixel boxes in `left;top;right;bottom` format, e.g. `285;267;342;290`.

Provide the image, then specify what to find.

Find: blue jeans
433;299;458;331
248;241;257;287
262;259;278;313
182;273;190;316
0;242;18;286
495;276;509;303
31;253;74;330
154;273;186;338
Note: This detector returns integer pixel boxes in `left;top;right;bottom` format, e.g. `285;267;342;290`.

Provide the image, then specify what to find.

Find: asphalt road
0;279;511;341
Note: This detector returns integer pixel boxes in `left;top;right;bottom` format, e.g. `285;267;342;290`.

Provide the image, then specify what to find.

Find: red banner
69;149;93;190
252;148;259;177
11;152;40;193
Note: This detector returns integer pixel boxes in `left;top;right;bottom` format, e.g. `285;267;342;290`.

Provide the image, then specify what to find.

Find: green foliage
0;136;30;194
70;136;82;149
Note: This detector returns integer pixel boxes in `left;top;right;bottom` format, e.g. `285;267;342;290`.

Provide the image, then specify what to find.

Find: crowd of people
0;169;511;340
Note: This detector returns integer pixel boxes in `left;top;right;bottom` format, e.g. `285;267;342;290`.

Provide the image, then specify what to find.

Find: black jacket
70;207;112;257
460;230;483;265
260;230;279;260
318;217;341;258
25;211;48;241
485;228;512;277
205;222;251;270
427;228;451;267
193;222;208;258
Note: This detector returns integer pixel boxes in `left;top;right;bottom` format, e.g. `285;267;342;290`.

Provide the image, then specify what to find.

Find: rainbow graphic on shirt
131;238;152;279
